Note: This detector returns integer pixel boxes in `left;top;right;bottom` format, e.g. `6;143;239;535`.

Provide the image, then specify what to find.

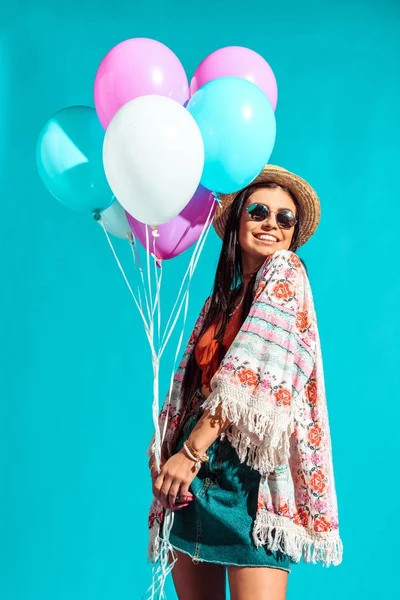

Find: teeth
256;234;277;242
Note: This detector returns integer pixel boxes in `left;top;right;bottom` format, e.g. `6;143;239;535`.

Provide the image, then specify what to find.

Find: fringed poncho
148;250;343;567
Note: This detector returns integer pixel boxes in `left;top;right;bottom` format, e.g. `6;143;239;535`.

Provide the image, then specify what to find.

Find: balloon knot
93;210;101;222
151;226;160;238
151;253;162;269
212;192;222;206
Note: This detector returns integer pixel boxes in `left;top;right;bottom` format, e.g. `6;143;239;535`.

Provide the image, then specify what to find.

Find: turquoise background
1;0;399;598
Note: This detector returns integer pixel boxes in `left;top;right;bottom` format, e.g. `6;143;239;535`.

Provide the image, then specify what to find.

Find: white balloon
103;95;204;226
97;200;131;239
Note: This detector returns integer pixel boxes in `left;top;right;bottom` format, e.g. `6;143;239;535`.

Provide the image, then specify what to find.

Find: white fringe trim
253;510;343;567
201;381;293;474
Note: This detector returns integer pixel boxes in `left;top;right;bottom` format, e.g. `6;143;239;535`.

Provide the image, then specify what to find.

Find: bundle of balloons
36;38;278;260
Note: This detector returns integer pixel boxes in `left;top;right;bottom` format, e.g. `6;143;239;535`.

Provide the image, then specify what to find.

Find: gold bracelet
183;441;209;468
185;440;209;462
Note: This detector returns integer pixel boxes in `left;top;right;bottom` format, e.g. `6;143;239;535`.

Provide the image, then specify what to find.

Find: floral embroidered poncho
148;250;343;566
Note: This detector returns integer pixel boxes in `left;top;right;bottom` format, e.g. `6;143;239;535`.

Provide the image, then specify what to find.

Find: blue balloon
36;106;113;214
187;77;276;194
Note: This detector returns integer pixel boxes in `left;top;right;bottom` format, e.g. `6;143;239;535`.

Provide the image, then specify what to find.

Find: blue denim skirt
167;390;291;572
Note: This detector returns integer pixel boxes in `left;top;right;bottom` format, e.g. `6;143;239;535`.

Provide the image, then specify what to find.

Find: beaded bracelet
183;441;209;469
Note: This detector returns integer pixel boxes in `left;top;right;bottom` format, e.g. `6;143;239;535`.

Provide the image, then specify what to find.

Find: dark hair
180;182;306;408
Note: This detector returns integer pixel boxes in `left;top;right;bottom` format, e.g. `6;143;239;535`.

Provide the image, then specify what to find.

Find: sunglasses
246;203;297;230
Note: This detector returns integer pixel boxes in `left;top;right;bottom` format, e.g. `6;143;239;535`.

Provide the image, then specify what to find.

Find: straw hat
213;165;321;250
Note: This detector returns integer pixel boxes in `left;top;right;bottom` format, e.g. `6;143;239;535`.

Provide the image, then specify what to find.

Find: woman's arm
187;403;230;454
152;405;230;509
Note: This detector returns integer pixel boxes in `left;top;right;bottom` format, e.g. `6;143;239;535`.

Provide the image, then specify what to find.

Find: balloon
94;38;189;129
97;200;131;239
103;95;204;227
186;77;276;194
190;46;278;110
36;106;113;214
127;185;216;260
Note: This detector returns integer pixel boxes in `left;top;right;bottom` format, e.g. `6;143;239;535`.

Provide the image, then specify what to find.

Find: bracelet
183;441;209;469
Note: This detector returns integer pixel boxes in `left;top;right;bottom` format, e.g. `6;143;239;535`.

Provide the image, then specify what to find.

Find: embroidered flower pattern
309;469;327;494
294;506;310;527
296;311;310;331
274;387;291;406
279;503;291;518
148;502;163;529
314;516;331;532
238;368;259;387
305;379;317;405
307;424;322;448
273;281;293;301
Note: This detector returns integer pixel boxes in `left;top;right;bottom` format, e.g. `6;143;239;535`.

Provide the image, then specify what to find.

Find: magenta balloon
94;38;189;129
127;185;216;260
190;46;278;111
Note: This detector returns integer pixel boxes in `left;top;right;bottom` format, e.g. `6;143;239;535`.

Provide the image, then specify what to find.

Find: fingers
168;481;181;508
178;483;190;503
151;452;199;509
153;473;189;509
171;502;190;511
153;473;172;509
149;456;166;485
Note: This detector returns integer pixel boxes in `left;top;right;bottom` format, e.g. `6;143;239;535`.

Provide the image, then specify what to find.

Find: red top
195;309;242;390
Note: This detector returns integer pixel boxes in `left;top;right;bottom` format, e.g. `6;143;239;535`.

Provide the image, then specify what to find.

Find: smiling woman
239;184;299;272
148;164;341;600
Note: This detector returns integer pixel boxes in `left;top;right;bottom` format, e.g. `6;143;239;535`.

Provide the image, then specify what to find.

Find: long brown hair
180;182;306;408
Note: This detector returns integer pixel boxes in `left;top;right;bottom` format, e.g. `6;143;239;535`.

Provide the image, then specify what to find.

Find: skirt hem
170;540;291;573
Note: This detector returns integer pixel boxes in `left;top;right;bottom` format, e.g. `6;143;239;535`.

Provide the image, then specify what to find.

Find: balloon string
148;206;213;599
140;230;163;473
129;234;152;325
158;202;214;454
149;256;163;473
150;236;162;348
100;222;151;338
145;226;154;318
160;201;214;356
100;207;214;599
160;200;214;349
152;236;162;347
127;234;144;314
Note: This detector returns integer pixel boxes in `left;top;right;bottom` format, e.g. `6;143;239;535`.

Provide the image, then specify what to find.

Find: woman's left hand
153;449;199;509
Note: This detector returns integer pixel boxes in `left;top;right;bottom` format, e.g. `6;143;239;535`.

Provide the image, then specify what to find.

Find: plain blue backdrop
1;0;399;598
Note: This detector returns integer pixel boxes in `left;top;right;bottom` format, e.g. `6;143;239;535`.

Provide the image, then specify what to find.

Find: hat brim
212;165;321;250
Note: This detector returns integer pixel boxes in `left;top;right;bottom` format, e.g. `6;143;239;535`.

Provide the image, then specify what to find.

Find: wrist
186;437;209;456
182;440;209;469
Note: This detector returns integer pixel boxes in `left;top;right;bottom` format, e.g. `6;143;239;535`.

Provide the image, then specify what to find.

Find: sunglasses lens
277;210;297;229
247;203;269;221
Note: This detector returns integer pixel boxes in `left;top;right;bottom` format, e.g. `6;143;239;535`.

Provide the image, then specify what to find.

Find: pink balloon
127;185;216;260
190;46;278;111
94;38;189;129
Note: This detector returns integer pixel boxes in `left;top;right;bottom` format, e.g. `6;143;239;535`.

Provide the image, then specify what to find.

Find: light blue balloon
187;77;276;194
36;106;114;214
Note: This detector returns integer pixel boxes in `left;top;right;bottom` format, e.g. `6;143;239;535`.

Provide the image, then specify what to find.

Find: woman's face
238;187;297;265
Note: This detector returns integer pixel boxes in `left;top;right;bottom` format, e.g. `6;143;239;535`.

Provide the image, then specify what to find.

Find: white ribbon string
128;233;149;318
99;198;217;600
145;226;154;317
100;223;151;338
160;201;214;357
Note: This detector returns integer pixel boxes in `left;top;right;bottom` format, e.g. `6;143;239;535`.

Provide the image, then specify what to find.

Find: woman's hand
148;441;170;481
152;449;199;509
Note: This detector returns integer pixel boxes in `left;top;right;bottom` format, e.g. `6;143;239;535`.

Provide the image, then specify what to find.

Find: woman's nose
261;211;278;228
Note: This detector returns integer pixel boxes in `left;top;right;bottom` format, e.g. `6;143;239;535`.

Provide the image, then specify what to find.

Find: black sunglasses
246;203;297;230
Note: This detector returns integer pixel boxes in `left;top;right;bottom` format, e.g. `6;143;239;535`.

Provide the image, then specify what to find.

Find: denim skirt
167;390;291;572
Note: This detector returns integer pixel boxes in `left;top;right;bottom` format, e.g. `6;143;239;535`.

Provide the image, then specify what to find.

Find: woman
148;165;342;600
